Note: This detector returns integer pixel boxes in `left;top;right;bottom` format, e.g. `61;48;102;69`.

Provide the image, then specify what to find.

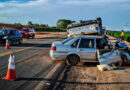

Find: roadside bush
34;27;66;32
127;37;130;42
106;30;130;42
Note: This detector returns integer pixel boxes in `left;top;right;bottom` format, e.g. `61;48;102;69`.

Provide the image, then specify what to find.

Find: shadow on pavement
18;77;130;85
13;43;51;48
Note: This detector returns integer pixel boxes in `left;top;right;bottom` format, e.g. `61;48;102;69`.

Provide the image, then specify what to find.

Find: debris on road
97;64;113;71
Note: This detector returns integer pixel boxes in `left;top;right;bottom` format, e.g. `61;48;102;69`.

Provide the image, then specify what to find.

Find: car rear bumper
50;50;67;61
21;33;29;38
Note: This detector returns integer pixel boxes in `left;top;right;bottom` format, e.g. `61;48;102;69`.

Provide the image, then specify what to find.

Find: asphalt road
0;35;67;90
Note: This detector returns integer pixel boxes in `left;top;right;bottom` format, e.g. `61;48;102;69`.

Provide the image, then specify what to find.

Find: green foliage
34;27;65;32
0;21;66;32
28;21;33;25
106;30;130;42
56;19;72;29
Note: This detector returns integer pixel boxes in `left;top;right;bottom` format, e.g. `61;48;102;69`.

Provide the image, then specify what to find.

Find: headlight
2;36;8;39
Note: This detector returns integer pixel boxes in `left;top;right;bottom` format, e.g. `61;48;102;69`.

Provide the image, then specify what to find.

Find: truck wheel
66;55;79;66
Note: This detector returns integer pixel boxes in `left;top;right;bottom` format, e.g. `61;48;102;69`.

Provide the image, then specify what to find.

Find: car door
9;30;16;42
15;30;21;40
78;38;96;60
29;29;33;36
70;39;80;53
12;30;18;42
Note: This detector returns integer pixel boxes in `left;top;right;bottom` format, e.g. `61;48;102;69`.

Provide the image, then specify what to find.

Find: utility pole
125;23;128;32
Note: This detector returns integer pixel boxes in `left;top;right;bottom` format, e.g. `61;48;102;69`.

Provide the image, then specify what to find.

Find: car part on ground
97;64;113;71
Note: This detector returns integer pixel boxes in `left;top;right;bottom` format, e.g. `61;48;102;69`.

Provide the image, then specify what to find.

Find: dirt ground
54;65;130;90
35;32;66;38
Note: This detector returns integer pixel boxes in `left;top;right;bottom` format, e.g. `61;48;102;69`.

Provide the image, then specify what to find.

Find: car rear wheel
27;36;30;39
32;35;35;39
66;55;79;66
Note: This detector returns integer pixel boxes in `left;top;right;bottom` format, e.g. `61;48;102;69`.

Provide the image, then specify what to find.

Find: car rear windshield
62;38;72;44
21;29;29;32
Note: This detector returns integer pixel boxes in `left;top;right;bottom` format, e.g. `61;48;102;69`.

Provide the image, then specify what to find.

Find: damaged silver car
50;36;124;66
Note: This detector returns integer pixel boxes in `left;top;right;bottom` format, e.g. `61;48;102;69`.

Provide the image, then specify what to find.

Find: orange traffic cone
2;54;18;81
5;39;10;50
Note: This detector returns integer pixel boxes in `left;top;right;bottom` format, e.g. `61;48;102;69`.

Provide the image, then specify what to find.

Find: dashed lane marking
0;39;58;57
0;47;33;57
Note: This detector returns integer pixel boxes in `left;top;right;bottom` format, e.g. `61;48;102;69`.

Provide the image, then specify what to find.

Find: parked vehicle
67;17;106;37
19;28;35;39
50;36;122;66
0;29;22;45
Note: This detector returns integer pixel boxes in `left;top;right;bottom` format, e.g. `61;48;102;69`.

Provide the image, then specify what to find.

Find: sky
0;0;130;31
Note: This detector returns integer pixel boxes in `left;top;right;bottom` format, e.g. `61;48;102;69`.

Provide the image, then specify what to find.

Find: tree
28;21;33;25
56;19;72;29
14;23;21;25
33;23;39;27
40;24;48;27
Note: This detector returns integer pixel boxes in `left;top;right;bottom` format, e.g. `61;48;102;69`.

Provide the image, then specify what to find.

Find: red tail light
67;32;69;34
51;46;56;51
96;26;98;30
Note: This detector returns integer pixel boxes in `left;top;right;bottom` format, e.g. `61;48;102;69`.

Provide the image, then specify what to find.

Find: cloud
0;0;130;9
0;0;49;8
0;17;8;20
57;0;130;5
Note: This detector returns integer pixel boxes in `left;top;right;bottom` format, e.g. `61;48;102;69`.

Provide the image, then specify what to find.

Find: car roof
75;35;103;39
22;28;31;29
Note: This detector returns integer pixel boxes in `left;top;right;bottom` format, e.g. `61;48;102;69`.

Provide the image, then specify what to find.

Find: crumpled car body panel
97;50;122;65
120;50;130;60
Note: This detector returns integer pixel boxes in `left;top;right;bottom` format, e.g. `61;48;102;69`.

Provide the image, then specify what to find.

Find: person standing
120;29;125;43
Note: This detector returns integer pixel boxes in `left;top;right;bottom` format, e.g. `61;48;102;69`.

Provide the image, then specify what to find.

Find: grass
106;31;130;42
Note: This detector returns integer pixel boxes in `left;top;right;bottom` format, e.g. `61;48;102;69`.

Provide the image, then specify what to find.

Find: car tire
32;35;35;39
18;39;22;45
27;36;30;39
66;55;79;66
121;55;128;66
8;39;12;45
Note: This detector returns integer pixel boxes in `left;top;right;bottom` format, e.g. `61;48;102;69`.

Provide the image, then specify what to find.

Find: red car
19;28;35;39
